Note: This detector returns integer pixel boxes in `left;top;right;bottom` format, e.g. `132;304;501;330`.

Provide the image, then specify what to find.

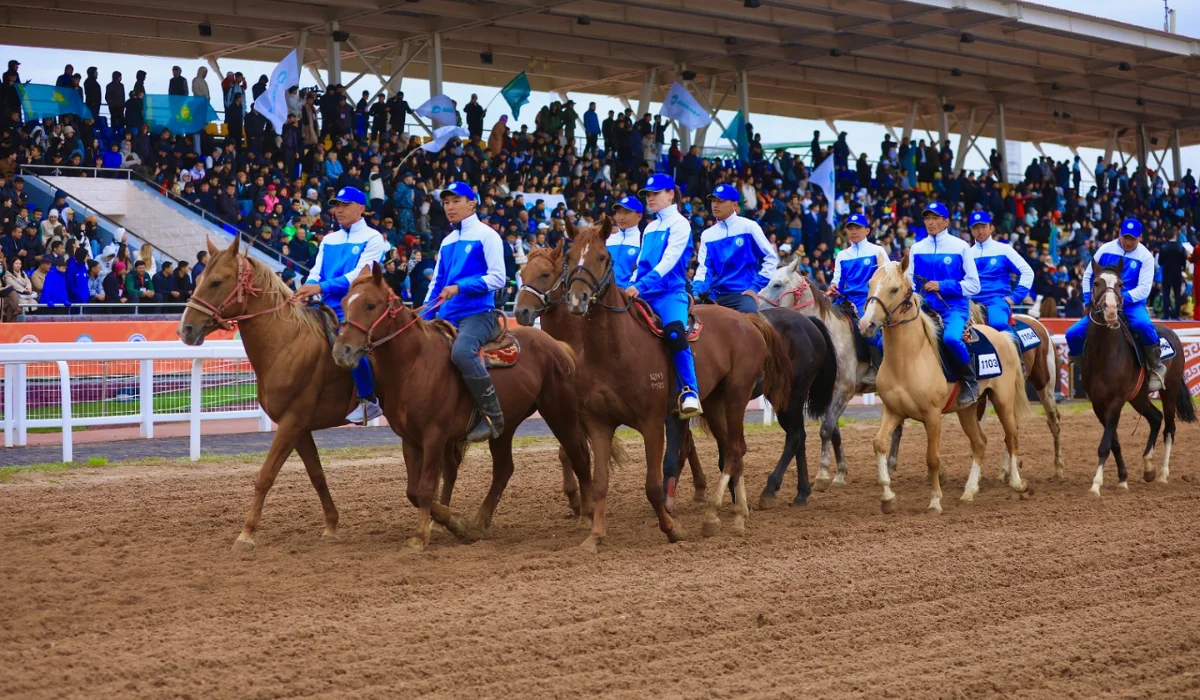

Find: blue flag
15;84;93;121
500;72;531;119
722;112;749;163
143;95;218;134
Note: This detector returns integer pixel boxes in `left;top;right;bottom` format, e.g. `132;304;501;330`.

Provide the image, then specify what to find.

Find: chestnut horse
564;218;792;550
1078;262;1196;496
333;264;594;551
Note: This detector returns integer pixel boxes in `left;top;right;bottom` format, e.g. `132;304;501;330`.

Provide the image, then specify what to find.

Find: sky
6;0;1197;181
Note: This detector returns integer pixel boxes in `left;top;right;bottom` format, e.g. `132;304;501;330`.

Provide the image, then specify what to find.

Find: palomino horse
859;253;1031;514
333;264;594;551
565;218;792;550
1078;262;1196;496
178;237;355;549
513;238;707;512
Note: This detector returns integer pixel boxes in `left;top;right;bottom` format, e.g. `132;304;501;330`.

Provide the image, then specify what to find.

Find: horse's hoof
791;494;809;507
232;537;256;552
758;490;778;510
430;522;450;535
664;494;677;514
1156;474;1169;485
577;516;593;531
960;491;977;503
1051;471;1066;483
692;488;707;504
579;534;602;554
1088;486;1102;498
730;516;746;536
700;518;721;538
1016;482;1032;496
1143;470;1156;483
812;476;831;492
880;498;896;514
927;501;943;515
320;529;340;542
833;475;848;487
404;537;427;552
566;492;582;517
1117;481;1129;491
666;524;686;543
445;516;471;539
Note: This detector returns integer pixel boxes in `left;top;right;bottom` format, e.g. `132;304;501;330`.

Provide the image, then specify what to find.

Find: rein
567;255;635;314
517;252;570;316
865;287;919;328
1088;286;1123;329
185;256;296;330
340;294;445;355
755;277;814;310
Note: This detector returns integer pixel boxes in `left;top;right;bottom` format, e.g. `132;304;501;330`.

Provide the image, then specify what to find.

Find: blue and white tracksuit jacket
305;218;389;398
629;204;699;396
970;238;1033;336
907;231;980;366
606;226;642;289
692;213;778;314
1066;240;1158;356
832;240;887;349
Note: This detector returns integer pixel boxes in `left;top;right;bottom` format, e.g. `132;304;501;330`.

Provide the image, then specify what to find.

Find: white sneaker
346;398;383;425
679;392;703;418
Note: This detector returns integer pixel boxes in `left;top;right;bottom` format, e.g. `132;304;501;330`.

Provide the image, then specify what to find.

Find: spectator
66;245;90;305
39;255;70;312
125;259;157;305
86;259;105;304
103;259;127;306
4;256;32;313
137;242;157;276
83;67;101;122
192;67;210;100
170;261;193;304
193;250;208;282
105;71;125;132
151;260;173;302
168;66;188;96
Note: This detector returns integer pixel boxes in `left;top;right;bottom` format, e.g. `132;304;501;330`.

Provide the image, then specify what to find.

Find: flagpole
485;91;503;111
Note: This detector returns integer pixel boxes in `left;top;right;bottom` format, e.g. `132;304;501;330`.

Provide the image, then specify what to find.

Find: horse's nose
514;308;531;326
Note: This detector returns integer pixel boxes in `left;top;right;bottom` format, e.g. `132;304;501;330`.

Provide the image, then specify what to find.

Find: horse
333;263;594;551
564;217;792;550
512;238;707;512
1077;262;1196;496
858;253;1031;514
178;237;355;549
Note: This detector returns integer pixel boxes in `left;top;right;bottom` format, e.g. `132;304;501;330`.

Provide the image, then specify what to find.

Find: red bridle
185;255;295;330
339;293;445;355
755;277;815;310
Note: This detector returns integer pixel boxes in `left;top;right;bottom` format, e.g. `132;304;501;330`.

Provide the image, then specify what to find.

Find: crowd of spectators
2;56;1200;321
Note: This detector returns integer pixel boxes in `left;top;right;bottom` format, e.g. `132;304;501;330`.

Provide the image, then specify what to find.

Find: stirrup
677;389;703;419
1146;366;1165;393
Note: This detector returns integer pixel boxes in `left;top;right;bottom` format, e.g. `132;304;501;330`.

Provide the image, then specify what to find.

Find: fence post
258;410;272;432
3;364;12;448
139;359;154;439
760;396;774;425
190;358;202;461
57;361;72;463
16;363;28;446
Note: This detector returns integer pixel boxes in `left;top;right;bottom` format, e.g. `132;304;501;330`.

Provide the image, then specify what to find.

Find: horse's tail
748;313;793;413
806;317;838;421
554;340;577;376
969;301;987;326
1006;334;1032;422
1175;378;1197;423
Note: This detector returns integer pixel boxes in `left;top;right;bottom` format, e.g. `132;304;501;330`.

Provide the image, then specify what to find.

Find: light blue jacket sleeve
941;248;980;298
633;219;690;296
1004;244;1034;303
319;233;388;298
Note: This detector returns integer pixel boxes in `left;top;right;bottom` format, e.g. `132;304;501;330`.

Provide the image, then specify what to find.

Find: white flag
658;82;712;131
415;94;458;127
252;49;300;134
421;125;470;153
810;155;837;228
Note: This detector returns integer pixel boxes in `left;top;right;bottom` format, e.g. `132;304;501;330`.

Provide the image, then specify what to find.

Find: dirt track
3;409;1200;699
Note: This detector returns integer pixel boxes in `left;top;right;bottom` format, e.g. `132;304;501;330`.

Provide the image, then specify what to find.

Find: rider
626;173;702;418
968;210;1032;346
908;201;981;404
607;195;643;288
423;181;508;442
1066;217;1163;392
294;185;389;424
828;212;886;384
692;183;779;314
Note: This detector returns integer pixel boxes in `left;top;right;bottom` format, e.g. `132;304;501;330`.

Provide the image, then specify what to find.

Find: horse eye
366;303;376;311
209;280;221;288
890;286;899;293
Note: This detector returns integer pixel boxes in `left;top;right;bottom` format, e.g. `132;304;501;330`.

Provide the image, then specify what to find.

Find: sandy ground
2;408;1200;699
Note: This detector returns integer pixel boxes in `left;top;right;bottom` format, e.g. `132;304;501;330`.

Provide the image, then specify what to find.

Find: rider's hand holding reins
438;284;460;301
293;283;322;302
923;280;940;293
625;286;639;299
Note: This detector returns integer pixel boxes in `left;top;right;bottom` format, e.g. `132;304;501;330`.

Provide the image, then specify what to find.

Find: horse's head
178;236;244;346
859;250;912;336
566;216;614;315
757;258;813;310
1090;260;1124;327
513;238;567;326
333;263;394;369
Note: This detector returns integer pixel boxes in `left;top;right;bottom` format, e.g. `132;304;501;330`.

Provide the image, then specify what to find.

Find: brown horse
564;218;792;550
513;238;708;511
333;263;594;551
1078;262;1196;496
177;237;353;549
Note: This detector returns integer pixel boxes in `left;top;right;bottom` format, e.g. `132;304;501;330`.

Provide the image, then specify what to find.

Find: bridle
566;249;634;313
864;285;919;328
516;252;570;317
185;255;295;330
339;291;444;355
755;276;814;310
1089;283;1123;329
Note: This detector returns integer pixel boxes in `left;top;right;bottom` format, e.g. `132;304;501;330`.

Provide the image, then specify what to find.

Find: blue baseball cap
844;213;869;229
969;211;992;226
329;186;366;206
922;202;949;219
708;184;740;202
440;181;477;202
639;173;675;195
614;195;644;215
1119;218;1143;238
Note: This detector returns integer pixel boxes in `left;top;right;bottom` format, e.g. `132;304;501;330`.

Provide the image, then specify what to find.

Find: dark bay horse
1079;262;1196;496
333;264;594;551
564;218;792;550
513;238;707;511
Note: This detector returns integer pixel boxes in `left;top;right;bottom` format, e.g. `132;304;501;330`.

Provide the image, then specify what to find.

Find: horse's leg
662;414;687;513
814;389;849;490
922;410;945;515
643;423;684;543
759;412;800;510
1159;383;1177;485
995;394;1028;494
685;430;707;503
1129;392;1163;483
538;393;594;529
439;452;460;507
1111;431;1128;490
580;421;613;553
873;408;903;514
406;436;446;552
955;408;987;503
701;408;732;537
887;423;903;476
234;423;300;549
1037;384;1065;480
1089;403;1120;497
722;398;751;534
294;430;339;540
558;445;582;517
789;412;811;506
469;433;516;539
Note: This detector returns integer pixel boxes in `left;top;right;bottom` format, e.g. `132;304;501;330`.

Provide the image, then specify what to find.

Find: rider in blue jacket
829;212;887;383
625;173;702;418
606;195;643;289
968;211;1032;344
692;183;778;314
908;201;981;404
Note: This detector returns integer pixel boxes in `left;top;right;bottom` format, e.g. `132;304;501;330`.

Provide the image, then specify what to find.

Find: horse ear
206;236;219;257
565;218;578;240
1115;257;1125;275
371;261;383;285
599;215;613;237
553;237;566;255
228;234;241;257
786;257;800;274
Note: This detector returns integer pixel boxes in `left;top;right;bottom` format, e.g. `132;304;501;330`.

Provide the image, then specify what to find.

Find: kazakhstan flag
144;95;218;134
15;84;93;121
500;71;531;120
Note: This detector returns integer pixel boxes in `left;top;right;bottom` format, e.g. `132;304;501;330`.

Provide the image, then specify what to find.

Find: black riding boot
463;375;505;442
862;345;883;386
1144;345;1165;393
956;353;979;406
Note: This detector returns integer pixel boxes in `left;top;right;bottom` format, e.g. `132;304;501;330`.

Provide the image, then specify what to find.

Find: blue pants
645;291;700;395
714;292;758;314
976;296;1013;333
333;302;376;399
1066;303;1158;356
849;295;883;350
939;307;970;366
448;311;497;379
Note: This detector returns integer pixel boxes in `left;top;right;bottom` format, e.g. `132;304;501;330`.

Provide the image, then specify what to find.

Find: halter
566;252;634;313
339;293;445;355
185;255;295;330
516;252;570;316
1088;284;1123;329
864;286;919;328
754;277;814;310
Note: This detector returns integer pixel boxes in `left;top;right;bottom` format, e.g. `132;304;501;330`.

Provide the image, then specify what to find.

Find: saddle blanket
1014;320;1041;352
633;299;703;342
431;319;522;368
1159;335;1177;361
939;327;1004;383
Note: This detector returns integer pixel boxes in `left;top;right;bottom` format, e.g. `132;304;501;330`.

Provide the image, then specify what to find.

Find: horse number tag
1159;337;1176;361
1017;326;1040;350
977;352;1002;378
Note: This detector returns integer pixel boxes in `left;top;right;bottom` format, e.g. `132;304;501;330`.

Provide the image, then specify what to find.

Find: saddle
431;311;521;368
922;309;1004;383
312;303;341;349
632;298;703;342
835;297;870;363
1090;318;1175;367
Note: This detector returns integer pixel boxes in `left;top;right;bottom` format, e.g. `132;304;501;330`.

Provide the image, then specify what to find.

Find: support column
326;22;342;86
693;76;718;149
294;30;307;69
995;103;1008;183
1104;129;1117;166
386;43;409;98
1172;127;1183;183
675;65;691;152
736;69;751;129
636;68;656;117
1137;125;1149;170
953;109;974;174
428;32;444;97
902;101;916;142
937;104;950;152
307;65;326;90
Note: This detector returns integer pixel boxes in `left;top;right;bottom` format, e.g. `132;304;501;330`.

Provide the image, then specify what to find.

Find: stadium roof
4;0;1200;154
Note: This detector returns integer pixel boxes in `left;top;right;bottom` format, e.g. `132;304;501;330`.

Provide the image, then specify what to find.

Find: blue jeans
849;295;883;350
1066;303;1158;356
940;307;970;366
449;311;497;379
645;291;699;395
714;292;758;314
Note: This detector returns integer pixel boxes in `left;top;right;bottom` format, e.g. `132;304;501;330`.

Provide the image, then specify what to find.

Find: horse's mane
525;244;561;266
236;253;326;339
798;273;848;321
